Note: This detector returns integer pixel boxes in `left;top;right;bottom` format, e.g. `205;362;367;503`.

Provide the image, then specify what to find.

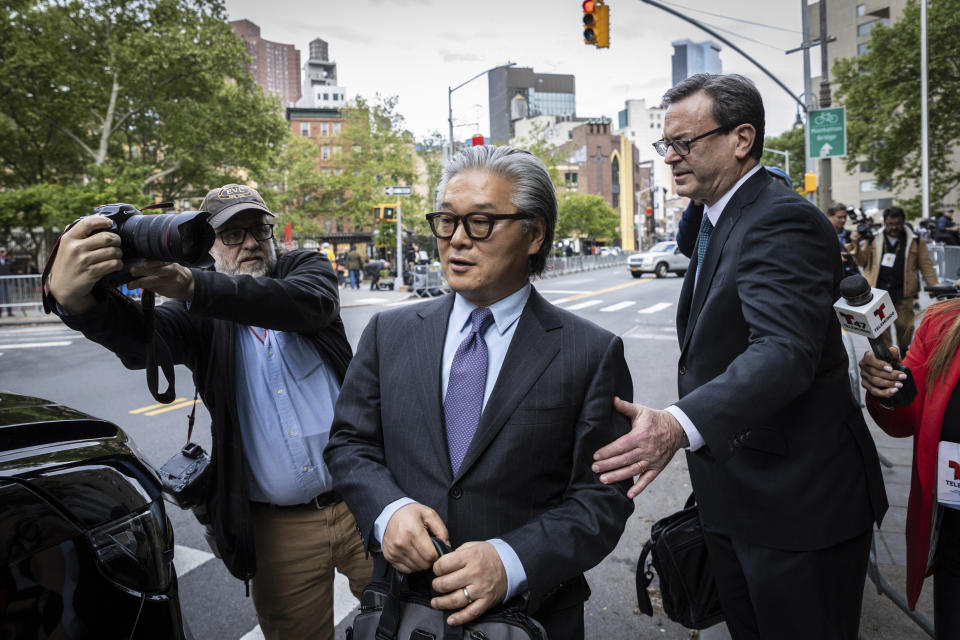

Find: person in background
936;208;959;246
859;297;960;639
825;203;859;278
851;206;938;351
344;245;364;290
0;247;14;316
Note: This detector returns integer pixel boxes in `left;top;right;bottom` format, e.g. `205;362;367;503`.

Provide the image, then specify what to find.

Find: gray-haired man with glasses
326;145;634;640
46;183;371;640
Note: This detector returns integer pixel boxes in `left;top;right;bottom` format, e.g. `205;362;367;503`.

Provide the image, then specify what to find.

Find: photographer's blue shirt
235;325;339;505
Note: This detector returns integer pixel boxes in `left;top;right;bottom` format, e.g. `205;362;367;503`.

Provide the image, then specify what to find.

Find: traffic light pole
396;201;403;287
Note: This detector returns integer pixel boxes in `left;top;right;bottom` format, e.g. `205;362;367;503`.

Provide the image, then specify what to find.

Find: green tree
556;193;620;243
324;95;419;231
761;126;805;190
511;121;562;186
0;0;287;205
256;134;327;238
833;0;960;213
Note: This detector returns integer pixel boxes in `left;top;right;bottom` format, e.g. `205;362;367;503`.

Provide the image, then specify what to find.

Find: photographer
936;208;960;246
859;300;960;639
825;203;859;277
45;184;371;640
850;206;938;350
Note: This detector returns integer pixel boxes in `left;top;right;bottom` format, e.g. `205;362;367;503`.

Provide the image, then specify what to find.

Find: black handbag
635;493;724;630
346;539;547;640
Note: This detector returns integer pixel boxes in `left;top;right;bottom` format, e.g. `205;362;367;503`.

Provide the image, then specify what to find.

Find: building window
856;3;865;16
300;122;310;137
858;42;871;56
565;172;578;186
858;18;889;37
323;93;330;100
320;122;329;136
333;122;342;135
321;145;330;160
332;146;342;158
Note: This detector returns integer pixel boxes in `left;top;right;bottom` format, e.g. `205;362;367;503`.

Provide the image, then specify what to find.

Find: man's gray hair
435;145;556;276
663;73;766;161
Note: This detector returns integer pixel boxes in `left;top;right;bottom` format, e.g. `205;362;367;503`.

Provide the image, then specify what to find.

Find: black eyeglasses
425;212;534;240
653;124;738;157
217;223;274;246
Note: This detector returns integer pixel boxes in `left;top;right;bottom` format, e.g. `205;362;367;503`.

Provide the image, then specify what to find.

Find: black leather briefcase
635;494;724;630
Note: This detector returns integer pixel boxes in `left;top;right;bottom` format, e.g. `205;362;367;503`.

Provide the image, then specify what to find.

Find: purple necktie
444;307;495;474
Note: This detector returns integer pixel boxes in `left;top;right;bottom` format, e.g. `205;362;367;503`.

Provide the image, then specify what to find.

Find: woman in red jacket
860;298;960;639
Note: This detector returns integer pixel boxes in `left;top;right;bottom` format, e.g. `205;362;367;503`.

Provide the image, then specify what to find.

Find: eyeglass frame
425;211;535;240
216;223;275;246
652;123;741;158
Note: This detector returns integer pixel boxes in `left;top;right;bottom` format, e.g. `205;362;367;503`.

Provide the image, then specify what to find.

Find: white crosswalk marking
173;544;215;577
600;301;636;312
0;341;71;349
238;571;358;639
565;300;604;311
637;302;673;314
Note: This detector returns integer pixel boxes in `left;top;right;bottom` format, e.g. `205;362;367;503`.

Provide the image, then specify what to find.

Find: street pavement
0;267;937;639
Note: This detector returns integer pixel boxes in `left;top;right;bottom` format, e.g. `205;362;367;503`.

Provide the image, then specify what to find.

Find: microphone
834;275;917;407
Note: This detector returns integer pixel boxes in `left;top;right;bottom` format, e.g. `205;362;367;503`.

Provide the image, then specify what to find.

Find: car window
650;242;674;252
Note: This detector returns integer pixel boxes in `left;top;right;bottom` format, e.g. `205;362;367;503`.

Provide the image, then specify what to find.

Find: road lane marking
144;399;199;416
130;399;186;414
637;302;673;314
0;341;71;349
239;570;358;640
565;300;604;311
554;279;650;304
174;544;214;577
539;289;589;294
600;301;636;312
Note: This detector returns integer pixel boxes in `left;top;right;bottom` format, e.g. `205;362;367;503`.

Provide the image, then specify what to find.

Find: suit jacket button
679;365;687;375
450;486;463;499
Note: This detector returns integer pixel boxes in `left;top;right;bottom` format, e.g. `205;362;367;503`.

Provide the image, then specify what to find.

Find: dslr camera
88;203;216;287
846;207;880;243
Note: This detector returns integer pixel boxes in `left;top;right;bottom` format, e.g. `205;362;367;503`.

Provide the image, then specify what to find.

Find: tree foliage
833;0;960;212
556;193;620;242
761;126;805;191
0;0;288;251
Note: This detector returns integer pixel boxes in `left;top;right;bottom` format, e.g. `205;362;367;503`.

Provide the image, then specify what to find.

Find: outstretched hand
592;397;688;499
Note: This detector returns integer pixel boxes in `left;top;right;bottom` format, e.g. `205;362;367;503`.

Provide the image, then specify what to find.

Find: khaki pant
880;296;917;352
250;499;372;640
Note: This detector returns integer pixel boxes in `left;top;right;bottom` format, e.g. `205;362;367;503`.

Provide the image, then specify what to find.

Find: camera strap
142;289;177;403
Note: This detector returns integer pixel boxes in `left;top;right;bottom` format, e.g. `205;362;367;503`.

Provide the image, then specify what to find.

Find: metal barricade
543;253;628;277
0;275;43;313
411;263;449;298
941;244;960;282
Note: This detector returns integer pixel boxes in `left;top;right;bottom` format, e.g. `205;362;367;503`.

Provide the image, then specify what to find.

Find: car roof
0;391;95;427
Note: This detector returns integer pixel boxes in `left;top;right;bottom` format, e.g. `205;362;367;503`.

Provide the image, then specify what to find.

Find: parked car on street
0;391;188;639
626;241;691;278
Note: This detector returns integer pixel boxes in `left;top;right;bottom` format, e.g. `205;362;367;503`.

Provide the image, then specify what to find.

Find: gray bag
346;539;547;640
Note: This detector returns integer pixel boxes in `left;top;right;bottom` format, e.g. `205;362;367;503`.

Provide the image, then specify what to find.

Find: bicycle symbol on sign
814;112;839;126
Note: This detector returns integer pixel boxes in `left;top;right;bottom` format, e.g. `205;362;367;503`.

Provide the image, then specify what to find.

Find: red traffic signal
583;0;597;44
471;134;485;147
645;206;653;216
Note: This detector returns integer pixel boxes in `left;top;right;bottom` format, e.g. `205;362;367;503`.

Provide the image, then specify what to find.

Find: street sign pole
385;186;413;286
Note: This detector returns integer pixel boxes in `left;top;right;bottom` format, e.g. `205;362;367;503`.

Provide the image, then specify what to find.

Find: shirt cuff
665;405;705;451
373;497;417;544
487;538;527;602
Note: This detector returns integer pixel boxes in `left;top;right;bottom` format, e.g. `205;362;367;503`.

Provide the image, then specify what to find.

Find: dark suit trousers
535;604;584;640
702;527;872;640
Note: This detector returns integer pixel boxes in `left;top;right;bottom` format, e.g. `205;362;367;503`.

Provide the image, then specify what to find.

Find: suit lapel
679;170;768;354
453;288;562;481
414;294;456;475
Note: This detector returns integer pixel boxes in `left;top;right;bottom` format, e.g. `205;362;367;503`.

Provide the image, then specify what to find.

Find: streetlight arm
448;61;516;150
640;0;806;113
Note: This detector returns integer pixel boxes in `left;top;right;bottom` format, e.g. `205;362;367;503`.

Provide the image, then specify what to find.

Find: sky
223;0;819;144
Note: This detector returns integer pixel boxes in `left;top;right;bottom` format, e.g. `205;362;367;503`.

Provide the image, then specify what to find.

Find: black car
0;392;188;639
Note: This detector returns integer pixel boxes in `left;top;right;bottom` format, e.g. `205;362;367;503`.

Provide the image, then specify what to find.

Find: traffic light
583;0;609;48
373;203;399;222
804;172;818;193
583;0;597;45
645;206;653;216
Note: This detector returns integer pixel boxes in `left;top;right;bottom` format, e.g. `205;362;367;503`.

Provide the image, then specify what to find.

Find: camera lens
120;212;215;267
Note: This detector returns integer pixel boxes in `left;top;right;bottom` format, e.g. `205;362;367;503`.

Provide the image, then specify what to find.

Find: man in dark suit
324;145;634;640
592;74;888;639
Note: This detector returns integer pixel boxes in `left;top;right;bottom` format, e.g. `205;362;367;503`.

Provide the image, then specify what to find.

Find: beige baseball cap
201;184;275;228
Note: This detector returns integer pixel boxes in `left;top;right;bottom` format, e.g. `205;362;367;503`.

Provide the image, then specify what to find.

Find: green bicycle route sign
808;107;846;159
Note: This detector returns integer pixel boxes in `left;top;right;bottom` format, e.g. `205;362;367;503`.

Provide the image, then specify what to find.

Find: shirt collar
703;164;763;227
451;283;531;336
